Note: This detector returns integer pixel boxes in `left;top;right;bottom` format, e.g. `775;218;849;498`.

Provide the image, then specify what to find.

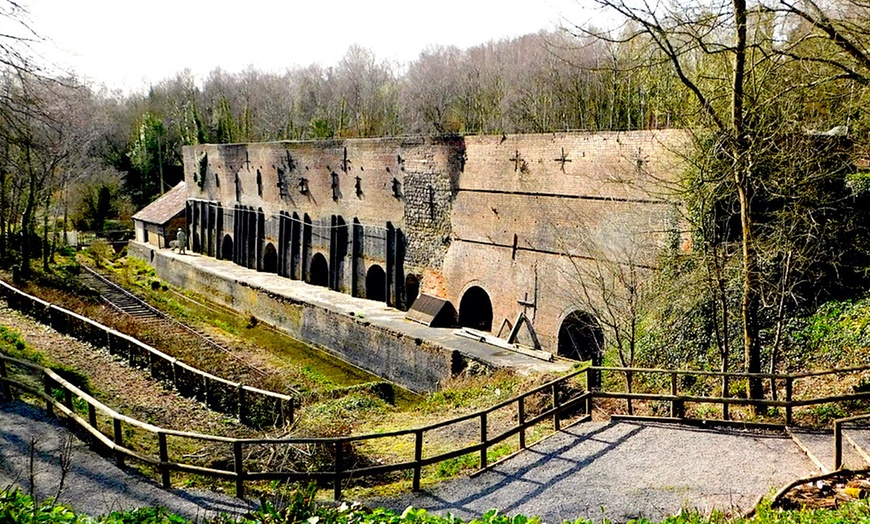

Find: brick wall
181;130;688;355
439;130;687;350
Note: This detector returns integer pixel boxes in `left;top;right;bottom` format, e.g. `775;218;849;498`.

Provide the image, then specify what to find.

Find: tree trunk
0;170;7;259
731;0;763;403
20;142;36;280
42;177;53;272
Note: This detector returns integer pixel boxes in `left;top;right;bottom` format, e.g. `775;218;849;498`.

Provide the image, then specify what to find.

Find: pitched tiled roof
132;182;187;225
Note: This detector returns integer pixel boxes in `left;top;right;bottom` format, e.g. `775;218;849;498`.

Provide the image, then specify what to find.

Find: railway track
78;265;269;378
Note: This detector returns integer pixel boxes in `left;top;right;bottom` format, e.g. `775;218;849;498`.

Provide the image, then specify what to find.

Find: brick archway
221;235;233;260
262;243;278;273
365;264;386;302
558;310;604;388
308;253;329;287
458;286;493;332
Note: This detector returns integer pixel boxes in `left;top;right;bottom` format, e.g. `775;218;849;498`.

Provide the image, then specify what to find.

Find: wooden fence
3;353;870;499
592;366;870;426
0;279;292;427
0;353;590;500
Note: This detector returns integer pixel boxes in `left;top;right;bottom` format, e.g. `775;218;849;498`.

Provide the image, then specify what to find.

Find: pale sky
21;0;593;94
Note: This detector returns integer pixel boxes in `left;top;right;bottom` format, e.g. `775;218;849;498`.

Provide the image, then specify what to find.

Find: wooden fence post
0;359;11;400
552;384;560;431
834;420;843;470
518;396;526;449
113;418;125;468
63;389;73;411
480;412;488;469
785;377;793;426
234;440;245;498
203;376;210;408
722;374;730;421
237;385;246;425
88;403;97;429
412;429;423;491
585;368;593;415
43;372;54;417
334;441;344;500
159;432;171;488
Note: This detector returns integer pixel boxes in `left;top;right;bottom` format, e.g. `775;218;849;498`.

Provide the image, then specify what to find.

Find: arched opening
558;311;604;388
262;243;278;273
308;253;329;287
458;286;493;332
193;232;201;253
365;264;386;302
403;274;421;311
221;235;233;260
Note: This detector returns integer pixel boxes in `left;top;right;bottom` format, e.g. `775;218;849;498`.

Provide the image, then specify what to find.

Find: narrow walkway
0;402;255;520
374;420;816;523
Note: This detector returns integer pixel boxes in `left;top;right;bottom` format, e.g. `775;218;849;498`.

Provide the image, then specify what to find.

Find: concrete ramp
376;420;815;523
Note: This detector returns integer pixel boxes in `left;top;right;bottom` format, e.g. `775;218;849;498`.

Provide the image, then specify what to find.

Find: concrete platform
130;242;573;392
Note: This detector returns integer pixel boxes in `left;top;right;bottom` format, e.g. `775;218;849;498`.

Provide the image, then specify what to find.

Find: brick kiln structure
181;130;686;362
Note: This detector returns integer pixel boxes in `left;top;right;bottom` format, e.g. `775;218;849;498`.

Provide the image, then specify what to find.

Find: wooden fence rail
5;282;870;497
0;278;292;427
592;366;870;427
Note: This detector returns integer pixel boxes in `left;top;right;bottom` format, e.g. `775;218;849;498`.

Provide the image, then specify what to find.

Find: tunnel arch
365;264;386;302
262;242;278;273
558;311;604;363
221;235;233;260
458;285;493;332
308;253;329;287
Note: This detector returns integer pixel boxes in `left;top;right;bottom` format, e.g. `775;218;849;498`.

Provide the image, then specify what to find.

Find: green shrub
0;489;89;524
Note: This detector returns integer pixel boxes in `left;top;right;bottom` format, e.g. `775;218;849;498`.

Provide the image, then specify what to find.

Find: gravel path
0;402;255;520
375;420;816;523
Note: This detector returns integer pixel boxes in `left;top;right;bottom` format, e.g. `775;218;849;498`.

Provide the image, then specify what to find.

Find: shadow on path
0;401;255;520
376;419;816;523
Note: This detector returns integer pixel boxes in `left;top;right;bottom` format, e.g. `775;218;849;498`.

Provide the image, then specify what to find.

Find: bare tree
553;210;658;411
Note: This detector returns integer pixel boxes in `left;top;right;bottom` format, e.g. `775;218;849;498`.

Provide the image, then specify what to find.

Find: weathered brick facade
182;130;687;357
